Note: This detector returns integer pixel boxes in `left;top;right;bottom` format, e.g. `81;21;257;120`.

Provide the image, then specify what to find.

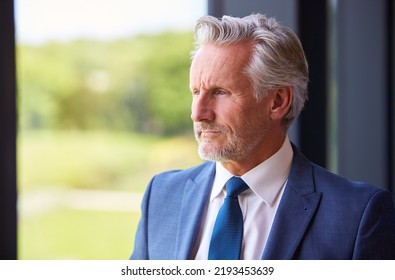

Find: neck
221;133;287;176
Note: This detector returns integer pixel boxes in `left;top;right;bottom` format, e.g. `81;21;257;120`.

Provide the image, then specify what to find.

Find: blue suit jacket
131;146;395;259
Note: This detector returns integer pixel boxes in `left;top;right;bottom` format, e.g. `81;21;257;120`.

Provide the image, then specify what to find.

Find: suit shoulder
151;161;214;184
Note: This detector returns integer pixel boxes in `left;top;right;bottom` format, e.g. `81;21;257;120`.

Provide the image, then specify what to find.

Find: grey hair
191;14;309;128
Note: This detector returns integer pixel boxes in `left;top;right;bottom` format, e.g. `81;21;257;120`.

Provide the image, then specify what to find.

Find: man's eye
216;90;227;95
192;90;199;95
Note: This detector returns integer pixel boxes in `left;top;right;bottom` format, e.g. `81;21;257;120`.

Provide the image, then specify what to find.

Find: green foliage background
17;32;194;135
17;32;204;259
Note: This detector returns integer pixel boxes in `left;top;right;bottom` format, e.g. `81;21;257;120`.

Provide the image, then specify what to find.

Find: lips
194;123;227;142
200;130;220;137
195;124;224;133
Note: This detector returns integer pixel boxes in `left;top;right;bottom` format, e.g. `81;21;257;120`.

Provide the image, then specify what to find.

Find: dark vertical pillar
297;0;328;168
0;0;18;259
208;0;224;17
388;0;395;195
336;0;388;188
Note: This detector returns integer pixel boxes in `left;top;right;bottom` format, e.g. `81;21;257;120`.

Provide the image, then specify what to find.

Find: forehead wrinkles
190;44;252;90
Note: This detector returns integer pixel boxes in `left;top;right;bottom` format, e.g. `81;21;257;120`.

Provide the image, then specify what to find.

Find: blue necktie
208;177;249;260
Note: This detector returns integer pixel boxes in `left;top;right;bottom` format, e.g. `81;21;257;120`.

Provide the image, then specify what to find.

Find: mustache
194;123;228;134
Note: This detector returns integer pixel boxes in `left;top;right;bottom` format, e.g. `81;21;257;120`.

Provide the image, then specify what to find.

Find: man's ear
269;86;293;121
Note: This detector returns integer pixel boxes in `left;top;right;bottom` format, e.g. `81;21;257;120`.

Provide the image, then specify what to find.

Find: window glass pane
15;0;206;259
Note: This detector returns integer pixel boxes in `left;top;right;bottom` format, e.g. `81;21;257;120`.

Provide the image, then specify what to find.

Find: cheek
238;104;269;130
215;106;238;127
246;99;270;119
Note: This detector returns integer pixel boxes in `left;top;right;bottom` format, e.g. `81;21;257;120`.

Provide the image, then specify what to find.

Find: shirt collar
211;135;293;206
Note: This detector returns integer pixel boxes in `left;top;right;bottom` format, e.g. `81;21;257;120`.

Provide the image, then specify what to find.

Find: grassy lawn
17;130;202;259
18;130;202;193
19;209;140;260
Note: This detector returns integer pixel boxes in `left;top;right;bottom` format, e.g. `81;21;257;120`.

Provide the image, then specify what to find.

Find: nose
191;92;214;122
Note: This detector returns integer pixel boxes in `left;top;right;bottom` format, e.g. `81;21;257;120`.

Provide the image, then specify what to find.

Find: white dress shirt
191;136;293;259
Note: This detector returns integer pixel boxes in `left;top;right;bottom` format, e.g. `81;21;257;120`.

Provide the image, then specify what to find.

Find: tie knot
226;177;249;198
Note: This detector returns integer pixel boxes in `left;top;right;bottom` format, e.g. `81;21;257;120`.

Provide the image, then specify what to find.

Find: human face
190;43;272;168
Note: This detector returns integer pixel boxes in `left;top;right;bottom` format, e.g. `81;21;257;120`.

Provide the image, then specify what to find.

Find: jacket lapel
175;162;216;259
262;147;322;259
172;146;321;259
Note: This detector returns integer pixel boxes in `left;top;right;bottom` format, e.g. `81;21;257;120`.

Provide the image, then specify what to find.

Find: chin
197;144;236;162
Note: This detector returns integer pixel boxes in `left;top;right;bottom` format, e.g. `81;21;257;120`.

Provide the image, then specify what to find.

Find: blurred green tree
17;32;194;135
